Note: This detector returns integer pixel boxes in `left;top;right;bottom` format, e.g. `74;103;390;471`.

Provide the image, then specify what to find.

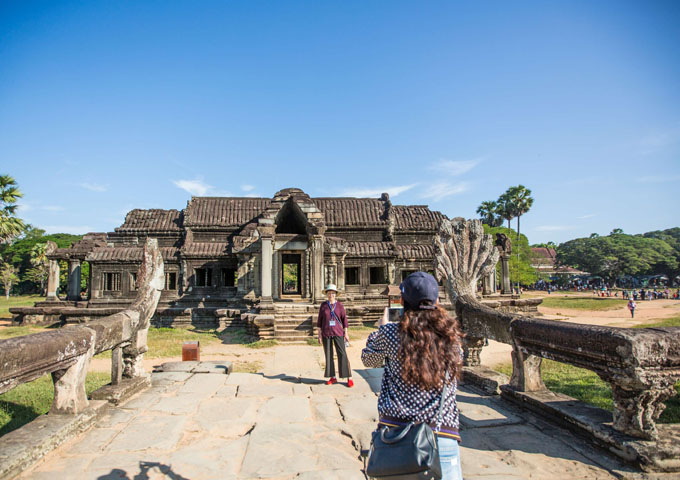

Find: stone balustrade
435;218;680;471
0;238;164;415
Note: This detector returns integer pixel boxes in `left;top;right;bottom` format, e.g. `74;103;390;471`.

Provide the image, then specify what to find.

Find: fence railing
434;218;680;441
0;238;164;415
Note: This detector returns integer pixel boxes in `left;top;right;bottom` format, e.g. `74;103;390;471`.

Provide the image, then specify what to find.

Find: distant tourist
362;272;464;479
628;299;636;318
317;284;353;387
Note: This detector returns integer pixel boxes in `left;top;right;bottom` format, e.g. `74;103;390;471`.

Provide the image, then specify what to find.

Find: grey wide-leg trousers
322;336;351;378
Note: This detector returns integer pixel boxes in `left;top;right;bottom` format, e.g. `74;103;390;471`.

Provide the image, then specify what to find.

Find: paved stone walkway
21;346;659;479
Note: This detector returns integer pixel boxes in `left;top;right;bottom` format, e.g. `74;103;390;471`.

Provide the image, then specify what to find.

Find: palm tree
0;175;25;243
507;185;534;245
476;201;501;226
496;191;515;230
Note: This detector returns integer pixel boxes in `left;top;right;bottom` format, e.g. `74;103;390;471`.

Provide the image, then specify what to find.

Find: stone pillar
482;274;492;296
272;250;280;300
310;235;324;303
237;254;248;295
338;255;346;291
67;259;82;301
261;236;273;300
46;259;60;301
501;254;511;294
509;341;546;392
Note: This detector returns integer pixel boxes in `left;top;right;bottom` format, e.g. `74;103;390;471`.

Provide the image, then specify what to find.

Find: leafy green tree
0;230;82;294
0;261;19;299
29;243;49;295
476;201;502;227
556;232;678;283
0;175;25;243
483;225;537;286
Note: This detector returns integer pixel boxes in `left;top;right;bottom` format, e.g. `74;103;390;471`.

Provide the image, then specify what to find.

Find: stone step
276;336;314;343
276;329;313;336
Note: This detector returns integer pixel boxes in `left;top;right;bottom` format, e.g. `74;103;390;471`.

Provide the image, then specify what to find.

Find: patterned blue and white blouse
361;322;461;440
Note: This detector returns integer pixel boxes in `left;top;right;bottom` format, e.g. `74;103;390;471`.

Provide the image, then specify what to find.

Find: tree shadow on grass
0;401;43;437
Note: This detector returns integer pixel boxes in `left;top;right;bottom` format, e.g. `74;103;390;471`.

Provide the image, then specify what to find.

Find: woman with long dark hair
362;271;464;480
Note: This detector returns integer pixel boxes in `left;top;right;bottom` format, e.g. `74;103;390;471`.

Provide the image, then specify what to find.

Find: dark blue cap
400;271;439;310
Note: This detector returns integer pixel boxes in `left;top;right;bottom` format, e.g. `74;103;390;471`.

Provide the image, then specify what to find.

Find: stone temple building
20;188;451;341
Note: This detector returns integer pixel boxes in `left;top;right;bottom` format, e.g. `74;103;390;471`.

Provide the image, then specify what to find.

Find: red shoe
326;377;337;385
347;379;354;388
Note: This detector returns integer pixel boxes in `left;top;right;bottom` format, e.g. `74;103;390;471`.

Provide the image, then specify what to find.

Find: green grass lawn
0;294;41;319
539;296;627;311
633;314;680;328
0;371;111;437
496;359;679;423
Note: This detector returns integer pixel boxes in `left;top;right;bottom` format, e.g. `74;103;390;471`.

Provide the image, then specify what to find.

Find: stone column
67;259;81;301
237;254;248;295
310;235;324;303
501;254;511;294
272;250;280;300
338;255;346;291
260;236;273;300
482;274;492;296
46;259;60;301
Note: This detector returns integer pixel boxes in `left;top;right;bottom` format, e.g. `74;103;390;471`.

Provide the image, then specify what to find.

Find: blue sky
1;1;678;244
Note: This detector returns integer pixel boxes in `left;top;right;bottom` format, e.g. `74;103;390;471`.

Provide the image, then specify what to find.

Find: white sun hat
323;284;338;293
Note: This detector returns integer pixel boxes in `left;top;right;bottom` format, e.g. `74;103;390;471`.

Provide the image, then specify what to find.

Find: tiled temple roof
113;192;447;234
345;241;395;257
396;244;434;259
181;242;231;257
116;209;183;232
86;247;180;262
312;198;386;228
392;206;445;231
184;197;270;228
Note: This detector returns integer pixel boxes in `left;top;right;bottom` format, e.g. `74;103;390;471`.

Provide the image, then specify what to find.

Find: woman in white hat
317;284;353;387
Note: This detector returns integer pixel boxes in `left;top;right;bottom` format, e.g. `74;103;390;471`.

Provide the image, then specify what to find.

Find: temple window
345;267;360;285
103;272;121;291
221;268;237;287
401;270;416;281
195;268;212;287
130;272;137;291
370;266;386;284
165;272;177;290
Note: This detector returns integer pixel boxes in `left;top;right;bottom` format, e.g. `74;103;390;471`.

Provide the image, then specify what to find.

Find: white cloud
79;182;108;192
577;214;596;219
173;179;213;196
428;158;482;176
16;203;31;212
637;175;680;183
419;181;470;201
42;205;64;211
637;125;680;155
241;184;255;192
535;225;573;232
43;225;94;234
340;184;418;198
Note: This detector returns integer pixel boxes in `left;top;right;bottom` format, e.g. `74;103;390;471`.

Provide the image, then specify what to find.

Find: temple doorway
281;253;302;295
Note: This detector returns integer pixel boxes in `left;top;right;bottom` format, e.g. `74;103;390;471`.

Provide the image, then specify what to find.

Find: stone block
150;393;201;415
0;400;107;480
90;375;150;405
335;394;378;424
104;414;187;452
257;396;313;424
236;382;294;397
